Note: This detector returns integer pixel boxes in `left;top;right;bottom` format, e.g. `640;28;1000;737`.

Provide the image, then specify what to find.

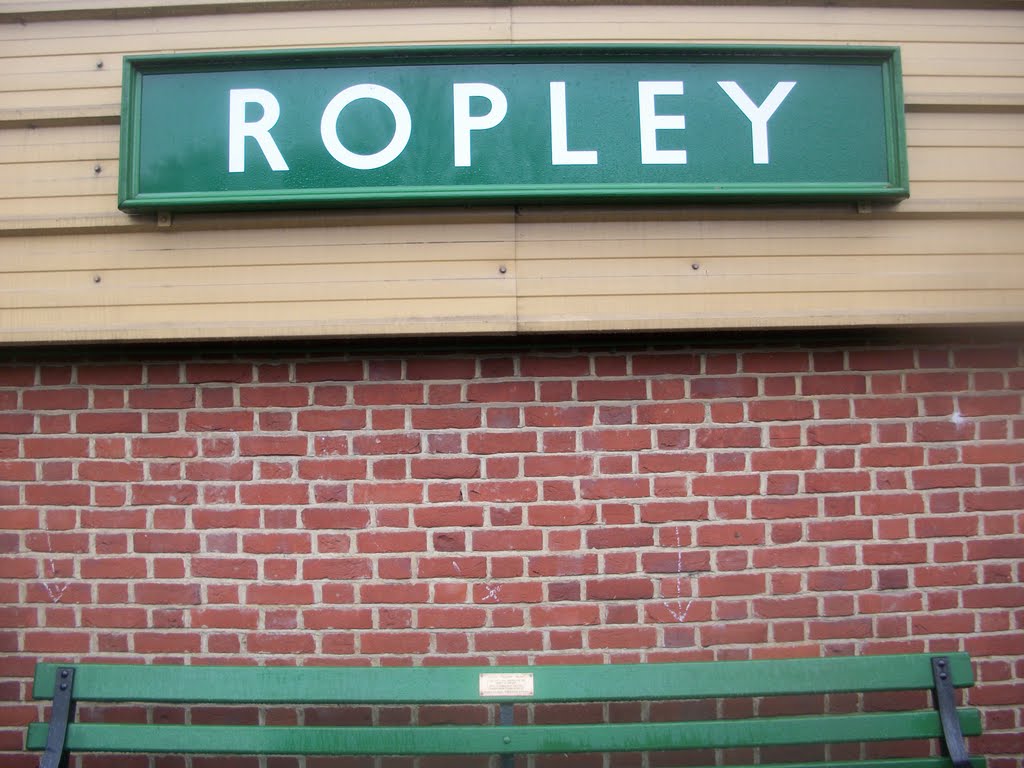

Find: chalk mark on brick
42;535;69;604
664;549;692;623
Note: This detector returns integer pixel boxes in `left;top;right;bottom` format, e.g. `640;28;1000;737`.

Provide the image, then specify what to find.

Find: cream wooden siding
1;1;1022;343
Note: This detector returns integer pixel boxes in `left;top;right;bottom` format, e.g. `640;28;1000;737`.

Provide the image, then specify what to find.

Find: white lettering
638;81;686;165
228;88;289;172
320;84;411;170
717;81;796;164
550;82;598;166
453;83;508;167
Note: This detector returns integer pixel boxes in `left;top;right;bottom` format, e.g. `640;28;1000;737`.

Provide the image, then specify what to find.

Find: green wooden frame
118;44;909;212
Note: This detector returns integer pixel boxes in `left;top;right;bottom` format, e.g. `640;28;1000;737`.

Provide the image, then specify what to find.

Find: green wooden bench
28;653;983;768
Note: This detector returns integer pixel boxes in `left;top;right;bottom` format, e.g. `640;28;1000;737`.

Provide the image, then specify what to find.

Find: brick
806;424;870;446
131;437;198;458
691;474;759;497
963;442;1024;464
528;554;598;577
965;489;1024;511
805;471;870;494
696;523;765;547
577;380;646;401
582;429;652;451
808;618;873;640
24;437;90;458
80;557;148;579
751;497;818;519
690;377;758;399
641;551;711;573
862;543;928;565
861;446;925;467
700;622;768;646
632;353;701;374
641;500;709;526
359;632;431;655
966;537;1024;561
22;388;89;410
958;395;1020;417
914;565;978;588
351;433;421;455
25;483;90;506
411;457;480;479
472;529;544;551
748;400;814;422
590;627;658;649
192;558;258;580
135;583;202;605
525;406;595;427
351;482;423;504
635;403;704;424
581;477;649;499
698;573;766;597
246;584;315;605
808;570;871;592
417;607;487;629
586;526;655;549
466;381;535;402
696;427;761;449
467;481;537;503
356;531;427;554
134;532;200;553
962;586;1024;609
529;604;599;627
354;382;421;405
802;375;867;395
467;431;535;454
912;467;976;490
742;351;810;373
359;583;430;604
527;504;596;526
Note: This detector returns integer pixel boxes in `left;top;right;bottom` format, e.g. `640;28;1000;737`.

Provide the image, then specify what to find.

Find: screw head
691;263;700;270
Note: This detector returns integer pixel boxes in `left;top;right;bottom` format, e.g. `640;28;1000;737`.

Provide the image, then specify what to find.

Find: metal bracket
499;702;515;768
39;666;76;768
931;656;971;768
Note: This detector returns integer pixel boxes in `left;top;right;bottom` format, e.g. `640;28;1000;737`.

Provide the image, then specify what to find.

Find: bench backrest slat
32;653;973;705
27;708;983;756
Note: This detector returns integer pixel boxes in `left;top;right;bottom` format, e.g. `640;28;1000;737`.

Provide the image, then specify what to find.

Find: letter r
228;88;289;172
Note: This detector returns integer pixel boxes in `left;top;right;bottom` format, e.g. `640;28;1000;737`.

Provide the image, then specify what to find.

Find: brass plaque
479;672;535;698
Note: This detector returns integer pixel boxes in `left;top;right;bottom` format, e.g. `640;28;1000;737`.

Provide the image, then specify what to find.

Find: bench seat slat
26;709;982;756
31;654;974;705
667;761;987;768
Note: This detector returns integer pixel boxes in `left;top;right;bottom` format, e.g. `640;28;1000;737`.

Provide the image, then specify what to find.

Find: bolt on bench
28;653;983;768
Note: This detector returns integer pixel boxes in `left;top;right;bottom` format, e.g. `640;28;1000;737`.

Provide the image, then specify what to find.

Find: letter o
320;84;411;170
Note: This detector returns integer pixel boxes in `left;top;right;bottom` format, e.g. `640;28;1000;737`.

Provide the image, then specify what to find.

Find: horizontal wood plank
26;709;982;754
32;655;974;703
1;6;1022;121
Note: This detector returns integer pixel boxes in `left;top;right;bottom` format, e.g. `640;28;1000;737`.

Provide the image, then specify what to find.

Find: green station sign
119;45;908;211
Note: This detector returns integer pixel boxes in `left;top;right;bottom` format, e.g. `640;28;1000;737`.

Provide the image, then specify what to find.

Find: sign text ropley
119;46;908;210
228;79;798;172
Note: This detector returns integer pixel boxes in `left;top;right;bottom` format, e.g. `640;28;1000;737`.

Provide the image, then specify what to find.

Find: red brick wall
2;337;1022;765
